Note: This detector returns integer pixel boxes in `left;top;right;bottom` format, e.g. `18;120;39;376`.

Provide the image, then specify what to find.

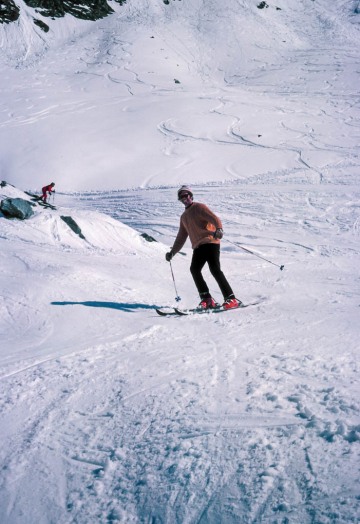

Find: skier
165;185;242;310
41;182;55;203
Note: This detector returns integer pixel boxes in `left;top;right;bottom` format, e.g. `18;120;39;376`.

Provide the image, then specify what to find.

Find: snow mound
0;182;33;201
0;183;163;255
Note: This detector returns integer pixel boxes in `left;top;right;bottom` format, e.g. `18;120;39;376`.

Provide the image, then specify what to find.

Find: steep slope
0;0;359;190
0;2;359;522
0;181;359;523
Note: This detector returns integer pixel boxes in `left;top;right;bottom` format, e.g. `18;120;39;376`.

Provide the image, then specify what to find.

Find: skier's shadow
51;301;158;313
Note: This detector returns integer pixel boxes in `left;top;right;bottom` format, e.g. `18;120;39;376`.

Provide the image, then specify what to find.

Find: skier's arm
171;220;189;256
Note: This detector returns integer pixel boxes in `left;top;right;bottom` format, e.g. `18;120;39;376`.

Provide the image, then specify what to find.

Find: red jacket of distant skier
42;184;54;194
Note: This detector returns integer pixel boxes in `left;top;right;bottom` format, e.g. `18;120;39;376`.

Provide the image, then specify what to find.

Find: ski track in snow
1;181;359;523
0;0;359;191
0;0;360;522
0;319;359;523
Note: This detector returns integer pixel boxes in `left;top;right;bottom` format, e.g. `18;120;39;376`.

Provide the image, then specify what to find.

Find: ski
25;191;56;209
155;308;180;316
25;191;41;199
37;201;56;210
156;302;261;317
174;302;261;316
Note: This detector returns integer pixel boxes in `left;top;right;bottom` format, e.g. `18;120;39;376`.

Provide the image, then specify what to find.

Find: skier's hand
214;228;223;239
165;251;173;262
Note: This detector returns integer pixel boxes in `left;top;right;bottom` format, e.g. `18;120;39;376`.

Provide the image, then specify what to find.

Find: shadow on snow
51;301;159;312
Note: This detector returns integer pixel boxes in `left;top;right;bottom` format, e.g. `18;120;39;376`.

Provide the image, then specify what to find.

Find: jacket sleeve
171;219;188;255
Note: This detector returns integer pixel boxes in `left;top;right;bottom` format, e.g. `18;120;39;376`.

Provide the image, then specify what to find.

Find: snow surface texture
0;0;359;522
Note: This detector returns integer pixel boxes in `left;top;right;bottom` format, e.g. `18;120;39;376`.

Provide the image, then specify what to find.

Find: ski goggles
178;192;192;201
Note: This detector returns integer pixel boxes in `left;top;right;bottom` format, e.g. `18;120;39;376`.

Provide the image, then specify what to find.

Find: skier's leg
206;244;235;299
190;245;210;297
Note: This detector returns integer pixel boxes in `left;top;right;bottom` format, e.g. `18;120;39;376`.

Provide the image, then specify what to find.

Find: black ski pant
190;243;234;300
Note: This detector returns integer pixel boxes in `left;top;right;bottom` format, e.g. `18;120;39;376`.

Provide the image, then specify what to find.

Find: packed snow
0;0;359;522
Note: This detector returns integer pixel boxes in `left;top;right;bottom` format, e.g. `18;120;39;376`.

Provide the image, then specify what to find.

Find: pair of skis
25;191;57;210
36;200;56;210
156;302;259;317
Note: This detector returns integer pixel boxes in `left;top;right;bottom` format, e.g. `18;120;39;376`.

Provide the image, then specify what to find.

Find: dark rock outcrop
0;0;20;24
60;215;86;239
33;18;49;32
141;233;157;242
24;0;113;21
0;198;35;219
1;0;126;25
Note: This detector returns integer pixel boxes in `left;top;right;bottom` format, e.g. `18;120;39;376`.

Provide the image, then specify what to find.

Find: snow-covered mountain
0;1;359;522
1;0;359;191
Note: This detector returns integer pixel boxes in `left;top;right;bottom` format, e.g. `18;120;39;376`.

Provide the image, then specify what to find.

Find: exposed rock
24;0;114;21
0;198;35;219
33;18;49;32
0;0;20;24
141;233;157;242
1;0;126;24
60;216;86;239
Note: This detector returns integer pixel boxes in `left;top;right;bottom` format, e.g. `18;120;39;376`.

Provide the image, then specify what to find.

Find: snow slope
0;179;359;522
0;0;359;522
0;0;359;191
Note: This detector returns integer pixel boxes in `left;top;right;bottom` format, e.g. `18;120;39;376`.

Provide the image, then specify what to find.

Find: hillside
0;0;359;190
0;1;359;522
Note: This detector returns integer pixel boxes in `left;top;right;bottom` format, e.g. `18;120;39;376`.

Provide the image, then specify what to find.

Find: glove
214;228;223;239
165;251;173;262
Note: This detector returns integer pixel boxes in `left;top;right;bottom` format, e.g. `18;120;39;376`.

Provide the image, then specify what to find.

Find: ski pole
169;260;181;301
224;238;284;271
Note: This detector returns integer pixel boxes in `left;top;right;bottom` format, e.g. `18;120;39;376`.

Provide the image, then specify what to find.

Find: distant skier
41;182;55;203
165;185;242;310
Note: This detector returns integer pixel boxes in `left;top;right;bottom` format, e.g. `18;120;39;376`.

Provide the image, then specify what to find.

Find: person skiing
41;182;55;203
165;185;242;310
